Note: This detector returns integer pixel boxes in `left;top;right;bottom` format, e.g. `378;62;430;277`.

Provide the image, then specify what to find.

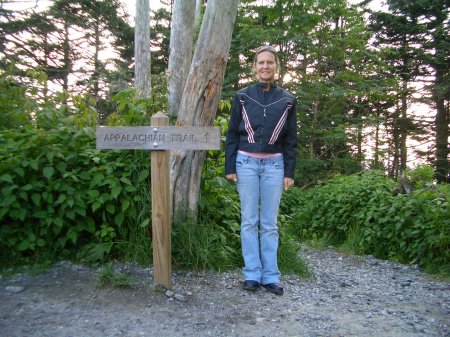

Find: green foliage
292;171;450;275
0;77;34;130
277;212;310;277
172;214;241;272
1;0;134;121
0;122;151;266
0;75;166;268
105;75;168;126
405;164;435;188
295;157;362;188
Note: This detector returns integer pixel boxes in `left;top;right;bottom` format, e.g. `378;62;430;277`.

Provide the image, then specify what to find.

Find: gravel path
1;246;449;337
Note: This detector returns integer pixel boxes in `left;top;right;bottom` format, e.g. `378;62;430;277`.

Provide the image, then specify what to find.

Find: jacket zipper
261;90;268;151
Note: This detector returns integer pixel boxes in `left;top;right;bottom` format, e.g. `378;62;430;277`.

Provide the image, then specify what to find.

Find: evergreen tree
371;0;449;183
151;5;171;75
0;0;133;119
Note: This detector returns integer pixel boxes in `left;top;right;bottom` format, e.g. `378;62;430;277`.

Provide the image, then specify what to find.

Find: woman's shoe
262;283;283;295
243;280;260;291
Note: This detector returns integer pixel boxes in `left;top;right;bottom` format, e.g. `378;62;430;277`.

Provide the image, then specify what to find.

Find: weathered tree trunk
170;0;240;222
167;0;196;118
134;0;151;99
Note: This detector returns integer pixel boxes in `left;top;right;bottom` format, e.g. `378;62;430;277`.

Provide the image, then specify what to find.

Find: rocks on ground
0;246;449;337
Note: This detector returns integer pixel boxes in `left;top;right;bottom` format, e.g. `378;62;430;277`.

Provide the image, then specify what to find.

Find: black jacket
225;82;298;178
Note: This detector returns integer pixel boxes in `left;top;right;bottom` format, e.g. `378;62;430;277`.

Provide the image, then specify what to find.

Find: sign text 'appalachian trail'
96;126;221;150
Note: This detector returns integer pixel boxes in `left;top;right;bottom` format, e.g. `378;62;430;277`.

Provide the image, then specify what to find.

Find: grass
172;216;241;271
278;236;310;278
97;263;137;288
340;224;365;255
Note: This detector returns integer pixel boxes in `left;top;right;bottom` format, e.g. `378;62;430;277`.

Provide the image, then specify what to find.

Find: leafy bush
292;171;450;274
0;84;169;267
405;164;435;188
0;125;151;265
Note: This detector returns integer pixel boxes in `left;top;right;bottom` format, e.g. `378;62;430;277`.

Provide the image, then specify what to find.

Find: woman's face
254;51;278;83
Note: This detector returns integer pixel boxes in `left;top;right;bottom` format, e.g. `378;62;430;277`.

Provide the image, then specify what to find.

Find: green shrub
0;125;151;266
292;171;450;274
405;164;435;188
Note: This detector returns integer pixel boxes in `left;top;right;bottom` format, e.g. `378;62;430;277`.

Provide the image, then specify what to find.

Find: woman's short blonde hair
254;45;280;67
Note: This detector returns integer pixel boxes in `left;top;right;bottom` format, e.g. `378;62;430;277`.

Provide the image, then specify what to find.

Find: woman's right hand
226;174;237;182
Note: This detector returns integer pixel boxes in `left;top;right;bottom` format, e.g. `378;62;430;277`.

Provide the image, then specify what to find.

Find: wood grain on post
150;112;172;289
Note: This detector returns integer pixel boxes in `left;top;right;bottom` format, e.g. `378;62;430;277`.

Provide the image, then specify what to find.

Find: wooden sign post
96;112;221;290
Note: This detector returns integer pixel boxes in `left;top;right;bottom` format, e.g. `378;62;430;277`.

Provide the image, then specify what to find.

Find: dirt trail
1;247;449;337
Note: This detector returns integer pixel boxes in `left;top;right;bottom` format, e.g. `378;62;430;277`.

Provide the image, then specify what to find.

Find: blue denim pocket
273;157;284;170
236;153;248;168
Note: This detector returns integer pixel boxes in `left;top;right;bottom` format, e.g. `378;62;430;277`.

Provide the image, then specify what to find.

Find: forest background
0;0;448;277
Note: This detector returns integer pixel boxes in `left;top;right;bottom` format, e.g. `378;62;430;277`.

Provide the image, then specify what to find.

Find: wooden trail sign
96;126;220;150
96;112;221;290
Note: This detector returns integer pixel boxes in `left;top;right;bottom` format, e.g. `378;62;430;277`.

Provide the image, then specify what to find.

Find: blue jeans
236;152;284;284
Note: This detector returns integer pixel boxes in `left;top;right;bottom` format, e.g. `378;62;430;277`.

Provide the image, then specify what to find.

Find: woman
225;45;297;295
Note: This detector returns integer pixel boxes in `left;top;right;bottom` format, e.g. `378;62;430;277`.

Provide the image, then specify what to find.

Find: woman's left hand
284;178;294;190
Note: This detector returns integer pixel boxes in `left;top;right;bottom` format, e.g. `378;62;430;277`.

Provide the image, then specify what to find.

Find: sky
123;0;387;18
5;0;386;17
2;0;163;16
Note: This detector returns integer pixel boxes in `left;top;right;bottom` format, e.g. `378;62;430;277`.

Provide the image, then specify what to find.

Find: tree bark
167;0;196;118
389;100;400;179
374;108;380;167
134;0;151;99
62;21;70;93
434;69;449;183
399;78;408;173
356;96;363;161
431;13;449;184
93;21;100;103
62;19;70;111
170;0;240;222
